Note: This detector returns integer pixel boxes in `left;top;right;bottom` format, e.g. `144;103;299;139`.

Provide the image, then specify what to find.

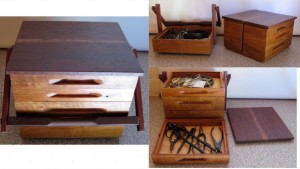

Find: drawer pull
273;42;285;50
179;91;213;95
277;26;286;31
179;158;208;162
49;79;102;85
275;32;289;40
176;101;211;105
47;93;102;98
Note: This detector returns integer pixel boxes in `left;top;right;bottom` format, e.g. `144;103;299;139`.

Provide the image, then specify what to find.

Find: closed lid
6;21;143;76
222;10;297;28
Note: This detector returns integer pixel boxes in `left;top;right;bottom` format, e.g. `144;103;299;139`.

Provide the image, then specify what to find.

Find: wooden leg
1;48;13;132
132;49;144;131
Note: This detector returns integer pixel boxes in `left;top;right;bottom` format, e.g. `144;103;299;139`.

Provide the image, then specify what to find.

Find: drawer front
267;20;294;44
10;75;138;89
265;36;292;61
224;19;243;53
12;88;135;102
162;96;225;111
19;126;125;138
15;101;131;113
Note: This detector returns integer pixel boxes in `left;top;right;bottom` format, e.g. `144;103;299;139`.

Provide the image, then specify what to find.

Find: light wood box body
223;10;297;62
152;26;213;55
152;119;229;164
161;72;226;119
11;74;138;138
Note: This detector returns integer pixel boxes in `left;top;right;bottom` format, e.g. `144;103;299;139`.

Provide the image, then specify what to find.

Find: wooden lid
7;21;143;76
227;107;294;143
222;10;297;28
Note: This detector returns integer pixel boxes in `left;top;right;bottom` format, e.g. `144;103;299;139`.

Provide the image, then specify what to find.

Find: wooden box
152;71;230;164
5;21;143;138
223;10;297;62
151;4;220;55
152;26;213;54
161;72;227;119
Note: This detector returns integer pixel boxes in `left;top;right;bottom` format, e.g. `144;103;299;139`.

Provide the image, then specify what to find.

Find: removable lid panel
227;107;294;143
222;10;297;29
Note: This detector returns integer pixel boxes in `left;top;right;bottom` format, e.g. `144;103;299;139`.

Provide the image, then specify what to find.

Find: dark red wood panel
222;10;297;28
227;107;294;143
6;21;143;76
16;21;128;43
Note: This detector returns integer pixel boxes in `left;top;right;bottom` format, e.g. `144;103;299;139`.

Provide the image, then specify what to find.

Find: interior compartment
152;119;229;164
163;72;224;89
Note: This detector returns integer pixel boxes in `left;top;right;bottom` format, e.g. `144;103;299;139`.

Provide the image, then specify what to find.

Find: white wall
0;17;149;51
149;0;300;35
160;67;297;99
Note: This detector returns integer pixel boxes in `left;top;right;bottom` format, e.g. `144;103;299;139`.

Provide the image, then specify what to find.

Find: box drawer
224;19;243;53
10;75;138;89
268;20;295;37
12;88;135;102
162;72;226;97
152;119;229;164
152;26;213;54
15;101;131;113
163;96;225;111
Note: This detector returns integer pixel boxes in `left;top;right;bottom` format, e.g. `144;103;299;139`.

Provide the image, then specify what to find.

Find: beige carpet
149;35;300;67
0;49;149;144
149;97;296;168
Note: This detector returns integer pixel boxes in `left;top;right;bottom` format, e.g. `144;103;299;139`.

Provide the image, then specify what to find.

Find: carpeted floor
0;49;149;144
149;97;296;168
149;35;300;67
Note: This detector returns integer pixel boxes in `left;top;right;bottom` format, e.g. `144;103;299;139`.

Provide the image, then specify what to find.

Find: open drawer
151;4;221;55
152;119;229;164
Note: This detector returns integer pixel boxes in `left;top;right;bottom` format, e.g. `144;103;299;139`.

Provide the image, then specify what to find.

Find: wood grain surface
7;21;143;76
19;126;125;138
227;107;294;143
222;10;297;28
11;75;138;89
15;101;131;113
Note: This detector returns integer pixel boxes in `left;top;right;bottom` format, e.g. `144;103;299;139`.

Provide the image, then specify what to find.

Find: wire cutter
211;127;223;153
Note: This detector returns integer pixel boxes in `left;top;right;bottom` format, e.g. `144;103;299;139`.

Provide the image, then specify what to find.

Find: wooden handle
47;93;102;98
275;32;290;40
273;42;285;50
277;26;287;31
49;79;102;85
179;157;208;162
179;91;213;95
176;101;212;105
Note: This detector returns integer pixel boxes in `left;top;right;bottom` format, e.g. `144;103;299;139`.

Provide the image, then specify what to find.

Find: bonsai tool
167;123;217;153
176;128;196;154
211;127;223;153
165;123;186;151
192;126;207;153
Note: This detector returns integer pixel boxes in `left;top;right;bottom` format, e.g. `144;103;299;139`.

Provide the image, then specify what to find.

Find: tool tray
161;71;228;119
152;119;229;164
152;4;221;55
152;70;230;164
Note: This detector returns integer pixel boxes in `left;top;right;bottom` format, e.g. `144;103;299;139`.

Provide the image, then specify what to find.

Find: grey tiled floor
0;50;149;144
